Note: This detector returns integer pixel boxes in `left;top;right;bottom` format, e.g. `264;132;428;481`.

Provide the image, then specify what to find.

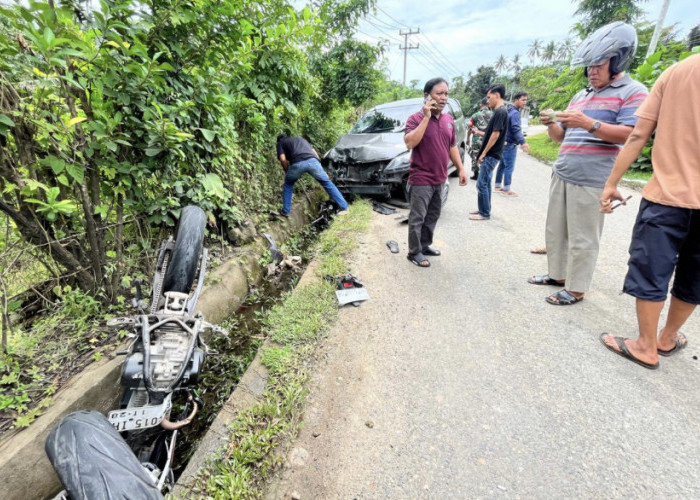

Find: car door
447;99;467;151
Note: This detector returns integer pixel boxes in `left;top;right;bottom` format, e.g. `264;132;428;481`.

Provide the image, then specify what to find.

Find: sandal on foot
530;247;547;255
500;190;518;197
469;214;490;220
407;253;430;268
600;333;659;369
469;210;480;215
386;240;399;254
527;274;563;286
422;247;441;256
657;332;688;357
545;289;583;305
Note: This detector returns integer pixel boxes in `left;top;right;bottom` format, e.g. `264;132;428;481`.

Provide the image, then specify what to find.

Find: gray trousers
545;174;605;293
407;184;442;256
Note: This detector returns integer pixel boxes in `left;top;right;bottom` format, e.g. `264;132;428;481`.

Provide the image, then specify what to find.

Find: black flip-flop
386;240;399;253
407;252;430;268
600;333;659;369
657;332;688;357
545;289;583;305
422;247;441;256
527;274;563;286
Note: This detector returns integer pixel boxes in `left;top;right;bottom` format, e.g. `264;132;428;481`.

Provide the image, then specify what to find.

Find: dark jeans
476;156;500;218
407;184;442;256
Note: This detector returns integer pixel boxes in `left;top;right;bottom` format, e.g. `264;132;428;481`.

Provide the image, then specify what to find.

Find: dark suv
323;97;467;202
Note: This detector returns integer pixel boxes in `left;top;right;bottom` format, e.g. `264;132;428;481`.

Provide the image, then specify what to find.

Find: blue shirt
505;105;525;145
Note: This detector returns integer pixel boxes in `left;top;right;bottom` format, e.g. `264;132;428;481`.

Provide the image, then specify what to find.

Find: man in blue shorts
599;54;700;369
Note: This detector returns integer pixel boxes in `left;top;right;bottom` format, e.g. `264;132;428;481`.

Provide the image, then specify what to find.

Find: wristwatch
588;120;601;133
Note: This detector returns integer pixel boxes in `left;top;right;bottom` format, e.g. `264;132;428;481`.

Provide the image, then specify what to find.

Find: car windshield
349;104;418;134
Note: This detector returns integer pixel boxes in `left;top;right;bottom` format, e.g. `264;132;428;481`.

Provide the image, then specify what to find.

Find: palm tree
557;38;576;61
510;54;522;75
542;41;557;63
494;54;508;73
527;39;542;63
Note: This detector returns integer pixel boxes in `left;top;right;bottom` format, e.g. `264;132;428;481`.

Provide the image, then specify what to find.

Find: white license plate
108;394;172;432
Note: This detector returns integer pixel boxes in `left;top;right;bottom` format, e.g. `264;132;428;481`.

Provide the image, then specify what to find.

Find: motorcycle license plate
108;394;172;432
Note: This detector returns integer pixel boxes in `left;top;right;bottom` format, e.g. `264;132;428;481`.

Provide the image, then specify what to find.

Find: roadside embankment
0;190;324;500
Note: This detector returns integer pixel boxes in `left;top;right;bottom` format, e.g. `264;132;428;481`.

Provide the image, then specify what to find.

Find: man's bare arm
478;130;500;160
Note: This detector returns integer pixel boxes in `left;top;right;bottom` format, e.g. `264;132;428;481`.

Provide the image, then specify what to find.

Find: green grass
526;133;560;164
188;199;373;499
621;169;652;183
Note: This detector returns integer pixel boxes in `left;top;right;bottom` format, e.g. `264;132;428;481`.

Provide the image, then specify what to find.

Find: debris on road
372;201;397;215
326;274;369;307
386;240;399;253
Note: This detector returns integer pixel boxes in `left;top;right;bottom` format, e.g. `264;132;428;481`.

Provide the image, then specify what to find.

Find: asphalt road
266;152;700;499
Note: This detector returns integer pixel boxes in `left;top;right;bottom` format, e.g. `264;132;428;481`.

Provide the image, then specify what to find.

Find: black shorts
624;199;700;303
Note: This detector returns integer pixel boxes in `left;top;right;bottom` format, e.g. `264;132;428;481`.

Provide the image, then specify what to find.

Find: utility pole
646;0;671;59
399;28;420;86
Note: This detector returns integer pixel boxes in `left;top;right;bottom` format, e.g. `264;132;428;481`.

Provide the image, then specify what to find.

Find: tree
463;65;497;111
557;38;577;61
574;0;647;36
542;41;557;63
687;24;700;49
510;54;522;75
494;54;508;73
527;39;542;63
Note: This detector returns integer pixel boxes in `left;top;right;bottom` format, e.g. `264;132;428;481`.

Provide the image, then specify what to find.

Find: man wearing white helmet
528;22;648;306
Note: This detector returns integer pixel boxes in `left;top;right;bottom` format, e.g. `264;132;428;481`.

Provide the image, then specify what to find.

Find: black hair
423;77;448;95
486;84;506;99
276;134;287;144
480;97;488;106
513;91;528;100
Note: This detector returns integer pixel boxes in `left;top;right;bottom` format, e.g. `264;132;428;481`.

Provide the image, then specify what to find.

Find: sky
352;0;699;86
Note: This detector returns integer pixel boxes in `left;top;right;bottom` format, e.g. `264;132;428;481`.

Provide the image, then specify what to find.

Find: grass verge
527;133;560;164
186;199;372;499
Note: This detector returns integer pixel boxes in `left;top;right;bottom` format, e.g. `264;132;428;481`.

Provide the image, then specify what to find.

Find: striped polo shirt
552;74;648;188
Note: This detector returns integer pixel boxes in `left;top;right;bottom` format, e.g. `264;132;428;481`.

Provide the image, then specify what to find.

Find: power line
363;19;404;43
415;38;459;75
376;6;406;28
367;13;401;31
419;32;463;75
410;50;457;80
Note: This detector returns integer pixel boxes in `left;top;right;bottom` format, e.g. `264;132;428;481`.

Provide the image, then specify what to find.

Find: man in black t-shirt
276;134;348;217
469;84;509;221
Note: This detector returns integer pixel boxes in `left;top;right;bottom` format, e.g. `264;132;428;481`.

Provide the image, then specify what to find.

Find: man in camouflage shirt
466;98;493;178
467;98;493;148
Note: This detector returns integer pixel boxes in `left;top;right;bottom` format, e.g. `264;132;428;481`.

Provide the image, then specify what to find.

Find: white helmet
571;21;638;75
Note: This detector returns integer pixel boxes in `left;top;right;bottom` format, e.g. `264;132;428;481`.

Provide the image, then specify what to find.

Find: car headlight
384;152;410;173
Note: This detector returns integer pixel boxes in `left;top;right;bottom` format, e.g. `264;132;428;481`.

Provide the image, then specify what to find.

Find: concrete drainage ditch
0;190;326;500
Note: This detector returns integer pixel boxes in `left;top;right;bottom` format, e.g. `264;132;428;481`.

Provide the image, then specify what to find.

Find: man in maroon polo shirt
404;78;468;267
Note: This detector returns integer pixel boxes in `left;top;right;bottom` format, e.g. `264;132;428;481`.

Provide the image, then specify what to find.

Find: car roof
373;97;424;110
372;97;460;112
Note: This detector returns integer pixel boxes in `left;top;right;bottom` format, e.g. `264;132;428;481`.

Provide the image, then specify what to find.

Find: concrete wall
0;191;323;500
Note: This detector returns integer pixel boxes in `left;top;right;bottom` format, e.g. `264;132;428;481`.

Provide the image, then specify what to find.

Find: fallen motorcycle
45;205;226;499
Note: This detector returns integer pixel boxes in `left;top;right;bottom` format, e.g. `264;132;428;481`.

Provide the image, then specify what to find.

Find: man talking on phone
404;77;468;268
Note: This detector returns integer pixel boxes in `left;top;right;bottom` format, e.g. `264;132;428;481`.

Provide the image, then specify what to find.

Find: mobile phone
610;195;632;210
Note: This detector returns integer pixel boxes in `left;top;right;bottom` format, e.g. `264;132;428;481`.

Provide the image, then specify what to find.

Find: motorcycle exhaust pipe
160;397;199;430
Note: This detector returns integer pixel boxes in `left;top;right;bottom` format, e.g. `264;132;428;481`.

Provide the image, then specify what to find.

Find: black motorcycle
45;206;226;499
